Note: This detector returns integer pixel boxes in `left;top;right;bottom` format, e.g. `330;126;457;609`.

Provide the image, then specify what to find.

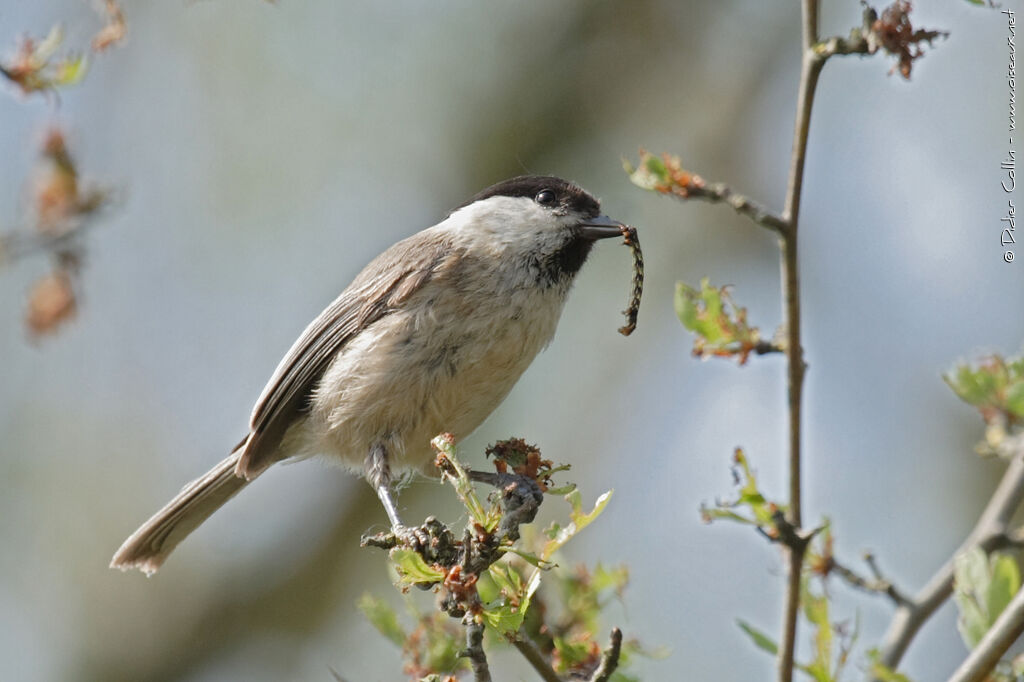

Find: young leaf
953;548;1022;649
541;489;613;560
701;448;787;536
987;553;1021;627
624;150;706;198
674;278;774;364
389;548;446;586
357;594;406;648
944;353;1024;426
737;619;779;656
866;649;915;682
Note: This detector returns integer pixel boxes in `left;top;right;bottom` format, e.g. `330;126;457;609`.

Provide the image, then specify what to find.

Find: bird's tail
110;449;252;575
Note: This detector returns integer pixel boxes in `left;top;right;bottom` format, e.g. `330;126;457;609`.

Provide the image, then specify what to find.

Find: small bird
111;175;628;575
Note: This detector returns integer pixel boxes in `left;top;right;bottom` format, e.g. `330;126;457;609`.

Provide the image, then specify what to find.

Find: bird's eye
535;189;557;206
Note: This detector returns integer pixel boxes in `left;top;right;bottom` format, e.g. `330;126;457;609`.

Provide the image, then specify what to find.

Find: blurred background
1;0;1022;680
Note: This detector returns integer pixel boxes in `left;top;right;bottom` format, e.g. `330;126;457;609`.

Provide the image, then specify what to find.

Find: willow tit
111;175;627;575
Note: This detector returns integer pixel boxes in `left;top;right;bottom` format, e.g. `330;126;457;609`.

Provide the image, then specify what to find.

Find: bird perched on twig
111;175;629;575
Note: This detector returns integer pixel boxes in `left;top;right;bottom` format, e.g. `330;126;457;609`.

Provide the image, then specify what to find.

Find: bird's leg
366;442;403;529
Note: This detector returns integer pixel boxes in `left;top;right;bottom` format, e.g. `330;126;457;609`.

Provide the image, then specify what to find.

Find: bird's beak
578;215;625;241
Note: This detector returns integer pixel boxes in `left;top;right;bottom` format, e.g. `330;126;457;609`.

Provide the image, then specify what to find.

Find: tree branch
512;636;563;682
680;182;788;235
873;445;1024;677
589;628;623;682
830;553;911;608
463;617;491;682
776;0;823;677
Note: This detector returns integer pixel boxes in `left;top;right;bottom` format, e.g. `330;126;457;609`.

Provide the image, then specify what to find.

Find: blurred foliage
624;150;706;200
92;0;127;53
359;594;466;680
0;129;111;339
0;25;86;97
945;353;1024;428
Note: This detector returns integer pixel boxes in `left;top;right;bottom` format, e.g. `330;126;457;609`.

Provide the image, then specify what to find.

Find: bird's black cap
452;175;601;218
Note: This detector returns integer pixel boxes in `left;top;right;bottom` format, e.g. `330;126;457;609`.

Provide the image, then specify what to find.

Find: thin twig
873;447;1024;676
512;636;562;682
682;182;788;235
830;555;911;607
948;584;1024;682
775;0;823;677
589;628;623;682
463;617;491;682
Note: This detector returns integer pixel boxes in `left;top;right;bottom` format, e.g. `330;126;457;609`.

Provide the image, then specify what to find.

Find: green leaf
546;482;577;496
591;564;629;594
357;594;406;648
674;282;700;331
987;553;1021;624
541;489;612;560
479;562;540;636
674;279;768;364
866;649;915;682
52;55;87;87
801;581;833;680
432;434;500;531
480;599;526;635
389;548;446;585
944;353;1024;426
1006;381;1024;419
954;548;992;649
476;567;499;604
553;635;597;672
953;548;1022;649
796;661;832;682
737;619;779;656
499;547;555;570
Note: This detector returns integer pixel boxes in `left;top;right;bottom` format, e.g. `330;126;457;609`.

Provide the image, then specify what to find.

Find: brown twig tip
814;1;948;79
589;628;623;682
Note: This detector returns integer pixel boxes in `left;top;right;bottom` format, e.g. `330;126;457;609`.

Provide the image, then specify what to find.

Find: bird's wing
237;230;452;478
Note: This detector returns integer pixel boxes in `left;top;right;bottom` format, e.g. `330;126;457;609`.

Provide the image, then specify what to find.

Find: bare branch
681;182;788;235
512;636;562;682
589;628;623;682
830;554;911;608
462;617;491;682
776;0;823;675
